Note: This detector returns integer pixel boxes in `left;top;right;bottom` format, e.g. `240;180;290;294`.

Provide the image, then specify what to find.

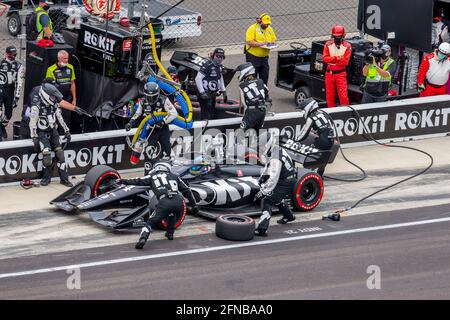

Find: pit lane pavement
0;203;450;299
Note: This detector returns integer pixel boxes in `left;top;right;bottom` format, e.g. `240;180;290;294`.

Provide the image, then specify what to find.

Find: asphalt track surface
1;203;450;300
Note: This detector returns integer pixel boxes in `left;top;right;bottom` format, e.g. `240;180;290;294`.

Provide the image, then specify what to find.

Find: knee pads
55;149;65;162
42;148;52;167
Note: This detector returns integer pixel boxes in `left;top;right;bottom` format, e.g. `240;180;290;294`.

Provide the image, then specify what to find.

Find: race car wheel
244;152;262;165
215;214;255;241
292;170;324;211
158;199;187;231
85;165;121;198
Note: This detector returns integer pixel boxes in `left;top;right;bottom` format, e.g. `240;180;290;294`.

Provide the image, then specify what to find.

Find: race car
50;148;331;231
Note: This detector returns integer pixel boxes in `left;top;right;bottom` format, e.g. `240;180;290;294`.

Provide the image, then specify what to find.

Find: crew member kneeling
417;42;450;97
237;62;269;131
254;133;296;237
296;98;336;176
117;160;198;249
29;83;72;187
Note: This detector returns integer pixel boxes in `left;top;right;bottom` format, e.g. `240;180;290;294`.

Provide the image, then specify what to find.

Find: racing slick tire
292;169;324;211
295;86;312;107
157;199;187;231
215;214;255;241
84;165;121;198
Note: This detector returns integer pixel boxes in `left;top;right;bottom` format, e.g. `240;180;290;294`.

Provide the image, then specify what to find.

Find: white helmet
39;83;63;105
438;42;450;56
297;97;319;118
153;160;172;172
237;62;256;82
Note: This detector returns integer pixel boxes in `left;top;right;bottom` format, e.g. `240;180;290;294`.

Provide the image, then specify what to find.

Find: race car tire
215;214;255;241
158;200;187;231
292;169;324;211
85;165;121;198
244;151;262;165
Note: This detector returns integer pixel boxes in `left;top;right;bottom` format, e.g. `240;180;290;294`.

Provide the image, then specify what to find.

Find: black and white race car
51;137;339;231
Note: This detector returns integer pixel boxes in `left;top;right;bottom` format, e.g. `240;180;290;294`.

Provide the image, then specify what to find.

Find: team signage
1;96;449;184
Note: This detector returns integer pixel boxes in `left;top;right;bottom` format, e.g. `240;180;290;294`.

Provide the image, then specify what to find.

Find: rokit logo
0;144;126;177
83;30;116;54
395;108;450;131
333;114;389;137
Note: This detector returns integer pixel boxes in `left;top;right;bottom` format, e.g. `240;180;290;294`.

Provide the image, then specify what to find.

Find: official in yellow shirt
245;13;277;86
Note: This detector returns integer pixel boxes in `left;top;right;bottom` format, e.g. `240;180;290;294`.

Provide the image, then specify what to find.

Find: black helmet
297;97;319;118
39;82;63;105
143;82;160;105
153;159;172;172
237;62;256;82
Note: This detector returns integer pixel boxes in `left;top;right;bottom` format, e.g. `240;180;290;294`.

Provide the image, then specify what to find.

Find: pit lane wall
1;95;449;184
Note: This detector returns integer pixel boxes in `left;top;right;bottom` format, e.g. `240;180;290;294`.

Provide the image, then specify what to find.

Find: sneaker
254;229;268;237
165;232;174;240
40;178;51;186
135;229;150;249
277;215;296;225
60;180;73;188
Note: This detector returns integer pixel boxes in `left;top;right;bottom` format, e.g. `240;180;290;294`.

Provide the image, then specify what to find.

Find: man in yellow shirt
245;13;277;88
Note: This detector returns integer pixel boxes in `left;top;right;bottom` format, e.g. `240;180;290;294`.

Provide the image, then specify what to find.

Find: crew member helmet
153;159;172;172
237;62;256;82
143;82;160;105
39;83;63;105
297;97;320;118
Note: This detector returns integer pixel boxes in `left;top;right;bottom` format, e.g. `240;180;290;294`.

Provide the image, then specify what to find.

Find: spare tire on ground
215;214;255;241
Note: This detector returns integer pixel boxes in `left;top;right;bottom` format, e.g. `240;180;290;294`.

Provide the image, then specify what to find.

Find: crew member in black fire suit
126;82;178;161
254;132;296;236
195;48;228;120
118;160;198;249
0;46;24;140
237;62;269;131
296;98;336;176
21;78;80;139
29;82;73;187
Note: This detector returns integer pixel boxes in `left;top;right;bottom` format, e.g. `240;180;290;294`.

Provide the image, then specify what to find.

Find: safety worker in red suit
323;25;352;108
417;42;450;97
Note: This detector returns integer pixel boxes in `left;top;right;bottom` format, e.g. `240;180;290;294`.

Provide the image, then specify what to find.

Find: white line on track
1;217;450;280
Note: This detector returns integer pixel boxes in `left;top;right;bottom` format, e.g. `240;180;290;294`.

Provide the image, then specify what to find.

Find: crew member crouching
117;160;198;249
254;132;296;237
